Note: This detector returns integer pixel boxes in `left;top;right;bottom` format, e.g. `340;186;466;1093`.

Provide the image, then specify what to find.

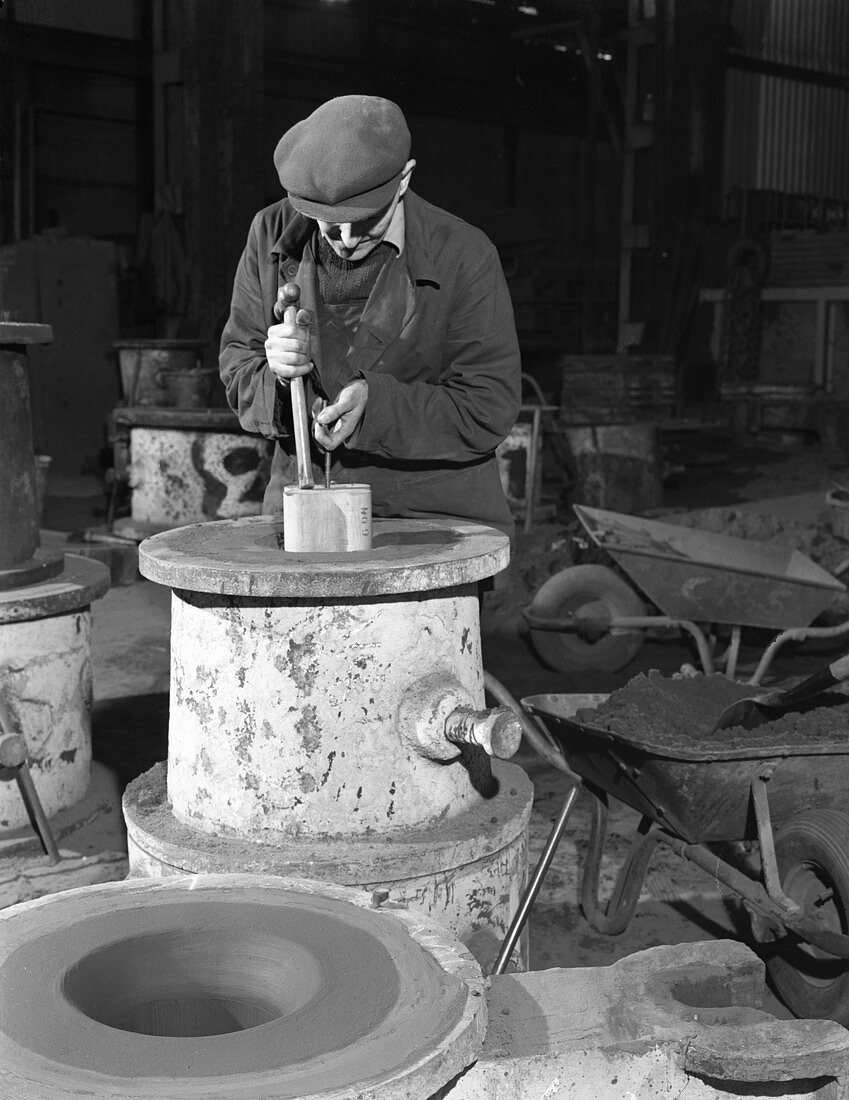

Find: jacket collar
268;203;313;261
269;191;439;288
400;191;439;288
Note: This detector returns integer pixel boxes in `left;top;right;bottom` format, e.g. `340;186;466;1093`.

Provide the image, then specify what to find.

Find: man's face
317;200;397;262
316;159;415;262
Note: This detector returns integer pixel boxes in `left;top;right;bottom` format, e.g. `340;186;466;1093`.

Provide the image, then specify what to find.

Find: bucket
159;367;218;409
114;340;206;406
564;422;663;512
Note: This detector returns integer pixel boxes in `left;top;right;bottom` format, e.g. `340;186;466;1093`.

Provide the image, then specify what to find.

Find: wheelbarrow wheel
767;809;849;1024
528;565;646;673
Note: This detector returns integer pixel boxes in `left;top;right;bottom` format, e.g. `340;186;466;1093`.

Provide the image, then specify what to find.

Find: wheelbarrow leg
581;796;660;935
751;772;798;912
491;780;582;976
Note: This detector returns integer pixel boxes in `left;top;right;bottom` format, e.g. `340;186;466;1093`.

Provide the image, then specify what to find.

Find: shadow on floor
92;692;169;791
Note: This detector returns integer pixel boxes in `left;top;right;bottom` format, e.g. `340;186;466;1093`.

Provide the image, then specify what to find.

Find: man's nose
336;224;360;248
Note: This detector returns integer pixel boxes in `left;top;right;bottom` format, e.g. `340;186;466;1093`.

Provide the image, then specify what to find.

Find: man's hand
313;379;368;450
265;307;314;385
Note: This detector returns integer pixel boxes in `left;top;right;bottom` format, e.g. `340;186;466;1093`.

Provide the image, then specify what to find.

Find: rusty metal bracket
751;771;799;913
582;798;661;936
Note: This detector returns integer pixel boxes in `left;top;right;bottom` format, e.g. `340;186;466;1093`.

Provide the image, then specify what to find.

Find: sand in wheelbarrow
575;669;849;748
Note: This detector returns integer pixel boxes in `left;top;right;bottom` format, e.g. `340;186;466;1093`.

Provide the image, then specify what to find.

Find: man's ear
399;158;416;197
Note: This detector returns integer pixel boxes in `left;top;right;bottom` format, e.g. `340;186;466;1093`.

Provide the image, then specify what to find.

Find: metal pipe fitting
400;674;522;761
443;705;522;759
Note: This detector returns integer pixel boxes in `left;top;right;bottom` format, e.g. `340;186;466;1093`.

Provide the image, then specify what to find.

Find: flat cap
274;95;411;222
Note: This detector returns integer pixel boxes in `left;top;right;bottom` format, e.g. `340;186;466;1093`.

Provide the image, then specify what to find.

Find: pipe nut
399;674;522;761
444;705;523;759
0;733;26;769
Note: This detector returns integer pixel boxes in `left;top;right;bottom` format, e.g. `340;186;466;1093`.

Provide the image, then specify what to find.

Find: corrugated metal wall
725;70;849;196
724;0;849;202
731;0;849;74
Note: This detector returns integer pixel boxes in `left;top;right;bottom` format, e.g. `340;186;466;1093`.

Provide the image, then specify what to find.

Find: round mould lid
138;515;510;597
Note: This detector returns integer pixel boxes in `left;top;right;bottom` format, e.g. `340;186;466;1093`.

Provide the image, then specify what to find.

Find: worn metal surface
139;515;510;597
113;406;242;430
128;427;271;528
0;326;53;583
0;874;485;1099
125;756;532;969
0;549;65;593
0;347;41;574
0;610;94;829
576;503;845;628
127;757;530;877
0;323;53;346
0;555;110;625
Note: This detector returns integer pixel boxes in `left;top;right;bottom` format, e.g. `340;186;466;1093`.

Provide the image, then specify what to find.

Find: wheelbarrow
489;679;849;1025
524;504;849;681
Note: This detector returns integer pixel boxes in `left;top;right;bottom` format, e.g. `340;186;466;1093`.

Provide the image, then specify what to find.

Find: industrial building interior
3;0;849;1096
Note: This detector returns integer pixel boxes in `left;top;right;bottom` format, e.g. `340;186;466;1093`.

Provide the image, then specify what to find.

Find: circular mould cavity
62;927;322;1036
0;875;485;1100
5;898;400;1075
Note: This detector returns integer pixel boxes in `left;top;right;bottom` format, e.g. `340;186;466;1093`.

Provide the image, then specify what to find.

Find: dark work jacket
219;190;521;538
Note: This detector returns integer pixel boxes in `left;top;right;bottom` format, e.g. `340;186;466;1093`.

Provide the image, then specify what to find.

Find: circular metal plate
138;515;509;597
0;322;53;346
0;554;110;624
0;548;65;592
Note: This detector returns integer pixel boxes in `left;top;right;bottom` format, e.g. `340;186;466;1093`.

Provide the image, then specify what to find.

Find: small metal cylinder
0;327;48;572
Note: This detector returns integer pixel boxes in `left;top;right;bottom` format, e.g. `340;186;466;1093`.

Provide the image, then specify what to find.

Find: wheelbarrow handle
777;649;849;708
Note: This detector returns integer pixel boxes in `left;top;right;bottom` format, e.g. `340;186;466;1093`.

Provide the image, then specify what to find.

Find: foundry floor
43;431;849;1021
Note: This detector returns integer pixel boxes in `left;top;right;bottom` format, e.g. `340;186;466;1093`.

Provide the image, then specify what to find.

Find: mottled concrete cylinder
128;427;271;529
0;558;111;830
0;612;92;828
131;515;533;969
169;586;491;834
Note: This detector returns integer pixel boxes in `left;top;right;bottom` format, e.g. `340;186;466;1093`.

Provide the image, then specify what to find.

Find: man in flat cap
220;94;521;539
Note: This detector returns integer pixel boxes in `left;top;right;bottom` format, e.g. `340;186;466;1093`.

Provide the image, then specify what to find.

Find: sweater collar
269;191;438;287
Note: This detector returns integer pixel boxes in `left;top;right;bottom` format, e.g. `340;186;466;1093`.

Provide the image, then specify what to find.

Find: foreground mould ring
0;874;486;1099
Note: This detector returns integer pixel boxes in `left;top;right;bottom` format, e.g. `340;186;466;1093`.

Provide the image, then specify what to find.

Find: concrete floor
40;433;849;1021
